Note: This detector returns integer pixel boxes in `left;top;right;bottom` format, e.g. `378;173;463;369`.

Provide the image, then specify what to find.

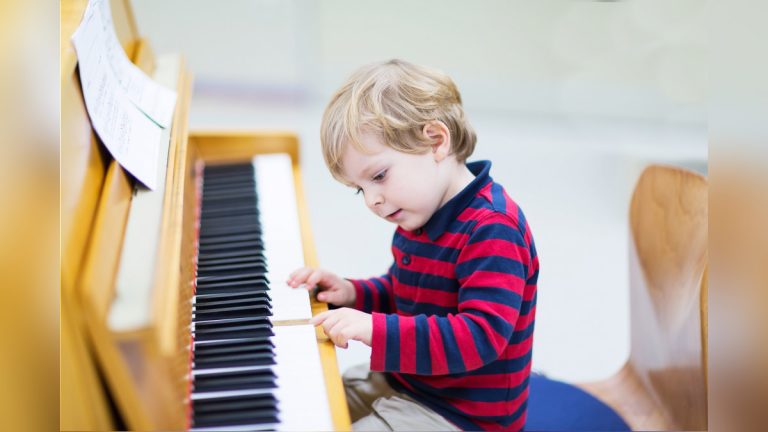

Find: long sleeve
369;214;531;375
347;263;397;313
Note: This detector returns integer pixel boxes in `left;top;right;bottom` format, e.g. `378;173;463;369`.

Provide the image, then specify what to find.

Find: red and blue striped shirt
349;160;539;431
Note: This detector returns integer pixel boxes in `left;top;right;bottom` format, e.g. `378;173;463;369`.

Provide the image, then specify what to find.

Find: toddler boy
288;59;538;431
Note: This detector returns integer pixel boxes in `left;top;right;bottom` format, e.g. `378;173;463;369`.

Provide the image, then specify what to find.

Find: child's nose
365;190;383;208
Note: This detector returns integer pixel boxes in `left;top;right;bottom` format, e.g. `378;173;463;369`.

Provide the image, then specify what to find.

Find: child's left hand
309;308;372;349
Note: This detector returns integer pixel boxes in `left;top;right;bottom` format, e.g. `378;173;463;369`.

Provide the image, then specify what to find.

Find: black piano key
196;280;269;294
193;317;273;340
199;217;260;227
199;225;263;240
203;178;256;187
195;287;270;298
198;256;266;270
199;217;259;226
197;264;267;273
201;210;259;221
198;250;265;263
198;240;264;254
194;338;273;354
202;199;258;210
193;369;277;392
194;294;270;307
199;220;261;230
196;271;269;284
195;297;271;310
194;296;271;308
192;300;272;312
204;167;253;174
200;230;263;246
197;268;268;280
198;253;265;265
204;163;253;172
194;290;270;302
203;173;254;183
193;409;279;429
201;207;259;220
195;274;268;285
200;214;263;227
197;265;266;278
194;335;274;350
201;199;257;209
194;304;272;320
200;194;257;204
202;184;257;195
202;184;256;192
203;174;254;181
202;185;256;195
192;393;277;414
195;290;272;302
202;180;254;189
194;316;271;329
197;261;267;274
196;274;268;285
194;352;276;369
195;346;274;360
202;186;256;196
193;325;273;341
204;174;253;181
199;232;264;246
201;194;258;204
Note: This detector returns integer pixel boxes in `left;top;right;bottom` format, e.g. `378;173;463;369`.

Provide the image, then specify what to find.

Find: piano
60;0;350;430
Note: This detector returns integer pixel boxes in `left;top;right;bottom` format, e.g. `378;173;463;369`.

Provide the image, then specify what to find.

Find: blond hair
320;59;477;183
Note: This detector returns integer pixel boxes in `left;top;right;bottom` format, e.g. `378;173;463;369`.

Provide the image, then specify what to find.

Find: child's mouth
386;209;402;221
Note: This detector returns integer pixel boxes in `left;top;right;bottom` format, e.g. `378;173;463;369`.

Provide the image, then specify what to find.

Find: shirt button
414;228;423;236
401;255;411;265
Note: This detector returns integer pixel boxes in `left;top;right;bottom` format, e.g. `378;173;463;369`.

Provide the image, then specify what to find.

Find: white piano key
271;324;334;431
253;154;313;322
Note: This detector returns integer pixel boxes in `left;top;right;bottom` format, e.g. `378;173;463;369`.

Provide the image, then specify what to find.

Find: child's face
340;131;453;231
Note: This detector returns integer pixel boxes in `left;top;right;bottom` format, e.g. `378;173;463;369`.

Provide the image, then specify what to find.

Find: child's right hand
287;267;356;307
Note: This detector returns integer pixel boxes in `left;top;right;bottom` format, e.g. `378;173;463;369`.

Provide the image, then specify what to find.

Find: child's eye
372;170;387;182
354;187;363;195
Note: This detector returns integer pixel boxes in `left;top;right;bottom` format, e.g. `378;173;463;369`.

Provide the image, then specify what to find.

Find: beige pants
343;364;460;431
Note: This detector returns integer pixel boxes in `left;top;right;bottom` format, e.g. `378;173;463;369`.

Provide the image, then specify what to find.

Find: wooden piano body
60;0;350;429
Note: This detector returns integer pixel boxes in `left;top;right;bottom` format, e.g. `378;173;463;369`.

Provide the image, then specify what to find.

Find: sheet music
78;0;177;128
254;154;313;322
71;0;177;189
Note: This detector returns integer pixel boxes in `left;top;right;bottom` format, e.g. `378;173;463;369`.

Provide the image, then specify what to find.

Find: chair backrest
627;165;708;430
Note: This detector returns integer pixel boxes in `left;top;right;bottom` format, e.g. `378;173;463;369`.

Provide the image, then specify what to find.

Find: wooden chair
526;164;708;431
577;164;708;430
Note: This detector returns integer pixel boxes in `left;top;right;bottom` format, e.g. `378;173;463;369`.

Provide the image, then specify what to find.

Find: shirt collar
422;160;493;241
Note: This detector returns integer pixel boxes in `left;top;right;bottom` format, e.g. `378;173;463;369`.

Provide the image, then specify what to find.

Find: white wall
133;0;706;123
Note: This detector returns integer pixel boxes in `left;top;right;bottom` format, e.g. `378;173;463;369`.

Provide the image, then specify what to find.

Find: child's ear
423;121;451;162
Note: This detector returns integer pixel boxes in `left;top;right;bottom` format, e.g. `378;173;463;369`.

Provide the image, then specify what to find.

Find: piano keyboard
189;156;333;431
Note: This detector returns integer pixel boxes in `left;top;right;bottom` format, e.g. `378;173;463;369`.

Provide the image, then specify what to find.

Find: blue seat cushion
526;373;631;431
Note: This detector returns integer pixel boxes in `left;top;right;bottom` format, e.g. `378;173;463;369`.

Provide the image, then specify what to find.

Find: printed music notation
72;0;177;190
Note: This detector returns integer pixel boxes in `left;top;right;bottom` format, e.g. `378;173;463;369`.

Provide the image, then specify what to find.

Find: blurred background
0;1;59;431
132;0;707;383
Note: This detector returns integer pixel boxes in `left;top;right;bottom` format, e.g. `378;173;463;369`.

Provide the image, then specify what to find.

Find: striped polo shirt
349;160;539;431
